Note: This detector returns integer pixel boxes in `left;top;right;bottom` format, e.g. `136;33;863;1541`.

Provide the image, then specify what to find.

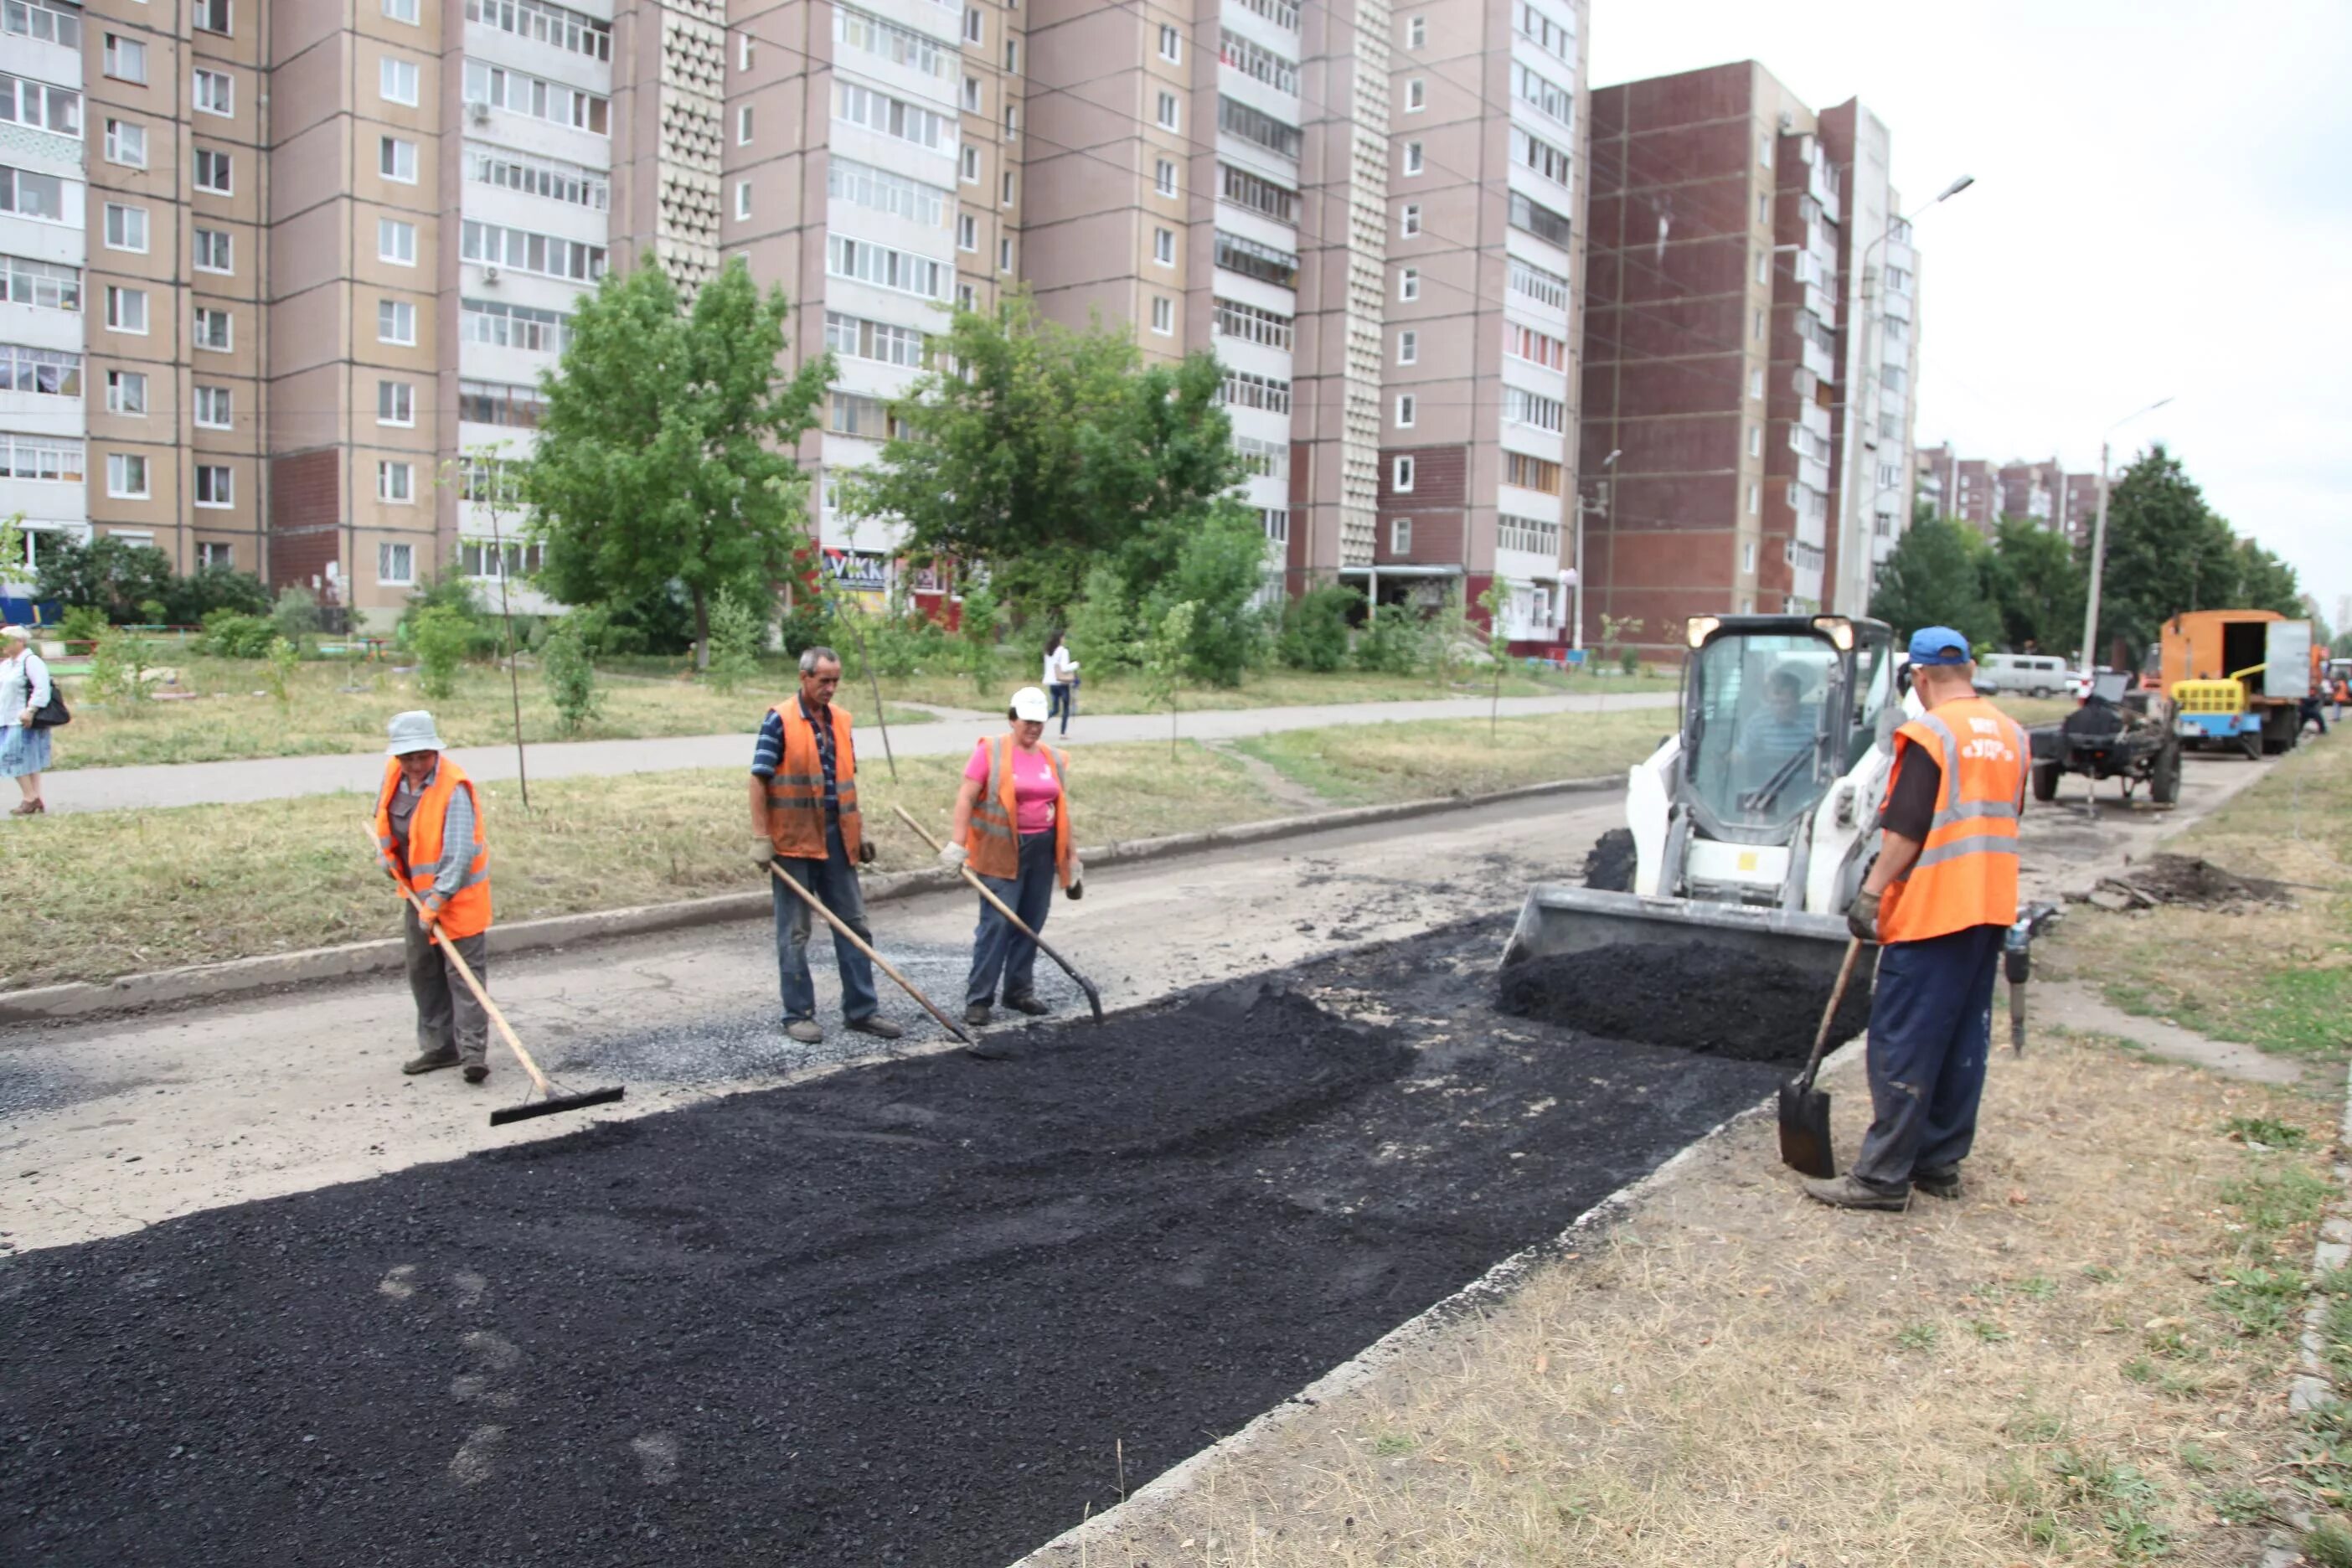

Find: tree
2229;538;2303;616
1478;580;1513;738
1868;518;1998;649
2088;444;2241;663
1135;500;1267;688
524;257;828;670
1137;600;1200;759
1983;516;2085;655
35;534;174;624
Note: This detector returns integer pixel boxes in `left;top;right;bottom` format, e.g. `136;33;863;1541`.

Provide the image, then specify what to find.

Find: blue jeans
771;823;881;1024
1852;923;2005;1189
967;831;1057;1006
1048;682;1075;735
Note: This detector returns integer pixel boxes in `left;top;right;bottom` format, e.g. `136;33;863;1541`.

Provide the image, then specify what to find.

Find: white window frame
957;213;977;251
378;540;415;583
1397;328;1417;364
380;56;420;107
1403;141;1424;176
998;236;1012;272
106;286;149;334
194;307;234;352
1393;455;1416;493
194;385;232;429
194;68;235;116
963;5;983;44
737;105;753;145
104;34;148;85
105;119;147;168
105;369;147;415
377;379;415;427
380;136;418;183
378;298;416;345
193;0;231;35
1150;296;1173;336
379;218;418;266
1157;92;1179;131
1750;368;1764;400
1747;482;1761;515
1398;267;1420;302
1395;393;1416;427
378;462;415;504
962;145;980;183
735;180;751;220
738;34;753;71
1400;204;1421;237
193;227;234;274
384;0;420;23
1159;23;1181;60
1390;516;1411;554
103;204;149;255
1155;158;1178;199
194;148;234;193
1153;226;1174;267
1748;425;1761;458
1001;170;1014;206
1405;77;1426;113
962;75;981;112
195;463;234;508
107;451;151;498
1406;13;1426;47
198;541;235;570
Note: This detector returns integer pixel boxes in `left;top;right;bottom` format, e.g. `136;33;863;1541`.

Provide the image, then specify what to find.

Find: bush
263;637;300;705
704;592;766;695
409;606;473;699
1354;604;1429;675
956;580;1005;692
1137;504;1270;689
197;609;277;658
271;585;322;647
57;605;108;645
34;535;173;624
86;627;154;705
1619;647;1641;677
540;621;601;735
861;601;950;678
1277;581;1359;672
165;567;271;626
399;569;500;659
1062;565;1141;677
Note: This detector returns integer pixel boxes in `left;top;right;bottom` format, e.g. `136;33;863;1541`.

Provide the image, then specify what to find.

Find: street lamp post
2077;395;2176;671
1575;448;1617;655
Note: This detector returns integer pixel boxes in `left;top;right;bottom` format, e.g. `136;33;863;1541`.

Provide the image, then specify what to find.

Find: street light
2078;395;2177;670
1574;448;1618;654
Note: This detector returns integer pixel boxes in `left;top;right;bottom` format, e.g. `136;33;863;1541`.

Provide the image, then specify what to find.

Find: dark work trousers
771;822;881;1024
1048;682;1075;735
1851;922;2006;1191
967;830;1057;1007
405;903;489;1068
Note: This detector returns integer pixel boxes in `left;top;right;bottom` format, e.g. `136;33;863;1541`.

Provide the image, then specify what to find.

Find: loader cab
1679;614;1896;848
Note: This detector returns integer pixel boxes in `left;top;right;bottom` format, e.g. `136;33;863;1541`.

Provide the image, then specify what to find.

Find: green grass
1895;1322;1941;1352
1232;708;1673;807
2226;1115;2313;1149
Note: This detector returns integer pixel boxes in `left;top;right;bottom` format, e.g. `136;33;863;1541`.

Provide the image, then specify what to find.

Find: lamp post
2078;395;2176;671
1575;448;1617;655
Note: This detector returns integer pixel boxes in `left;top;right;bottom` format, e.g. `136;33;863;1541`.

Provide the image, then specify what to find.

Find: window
0;167;64;221
1752;307;1764;341
1397;328;1417;364
1261;508;1289;545
461;221;607;281
1002;171;1014;206
963;5;983;44
379;219;418;266
1235;435;1288;478
3;2;83;48
737;106;753;145
735;181;751;220
1403;141;1424;176
833;80;956;153
1498;513;1560;555
826;234;952;300
1503;386;1565;432
384;0;420;22
1504;452;1561;494
958;213;978;251
1392;455;1416;493
961;145;980;183
195;385;232;427
1404;78;1426;112
833;5;953;80
1218;370;1292;413
194;148;234;193
1747;424;1761;458
1212;297;1293;349
379;541;415;582
196;465;233;507
379;298;416;345
1513;62;1572;126
828;390;907;439
1220;163;1296;223
1213;230;1297;288
464;60;610;134
0;255;81;312
1002;102;1017;139
1398;267;1420;302
379;462;415;503
106;286;148;333
1005;39;1018;71
105;34;148;85
957;283;976;310
467;145;610;209
1750;368;1764;400
1400;204;1421;237
194;0;230;33
1158;92;1179;132
1153;227;1173;266
105;120;147;168
998;236;1012;272
738;34;752;70
1758;191;1771;224
194;307;232;350
1741;539;1756;573
1406;13;1426;46
380;136;417;183
199;541;235;570
194;69;234;116
1759;132;1774;168
381;57;420;106
1506;322;1568;370
962;75;981;112
1507;190;1573;249
0;431;85;482
1218;96;1299;158
1150;296;1173;335
1747;482;1761;515
1514;126;1572;187
828;157;949;226
1155;158;1178;198
460;538;544;578
1159;23;1180;60
104;204;149;254
1516;2;1575;62
0;72;82;136
1390;517;1411;554
377;380;415;426
1754;250;1768;285
107;452;150;498
1509;256;1571;310
464;0;607;58
1395;393;1416;427
1;347;80;398
194;228;233;273
462;297;573;353
823;312;931;369
1219;28;1299;93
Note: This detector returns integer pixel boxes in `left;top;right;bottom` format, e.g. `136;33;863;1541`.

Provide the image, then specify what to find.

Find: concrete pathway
43;690;1675;813
2036;980;2303;1086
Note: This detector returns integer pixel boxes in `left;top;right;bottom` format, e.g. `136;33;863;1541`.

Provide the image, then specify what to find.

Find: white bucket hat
1009;686;1051;723
386;709;446;756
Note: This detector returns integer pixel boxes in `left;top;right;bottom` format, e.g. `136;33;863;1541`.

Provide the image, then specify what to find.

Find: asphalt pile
1;923;1782;1568
2085;853;2293;913
1497;941;1874;1061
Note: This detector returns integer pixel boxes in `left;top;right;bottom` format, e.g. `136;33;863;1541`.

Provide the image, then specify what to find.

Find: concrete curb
2259;1055;2352;1567
0;774;1622;1024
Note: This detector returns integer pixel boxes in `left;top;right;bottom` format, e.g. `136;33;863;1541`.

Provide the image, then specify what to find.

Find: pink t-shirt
965;740;1062;833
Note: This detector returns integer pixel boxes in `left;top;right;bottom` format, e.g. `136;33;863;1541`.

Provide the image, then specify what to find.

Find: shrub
1277;582;1357;672
704;592;766;695
1620;647;1641;677
1354;603;1428;675
957;580;1004;692
86;627;153;705
263;637;300;706
198;609;277;658
165;567;271;626
408;606;473;699
57;605;108;645
271;585;322;647
1062;565;1142;677
863;601;949;678
540;621;601;735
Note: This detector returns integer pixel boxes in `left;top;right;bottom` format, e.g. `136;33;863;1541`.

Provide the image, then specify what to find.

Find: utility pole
1576;448;1617;656
2078;396;2175;670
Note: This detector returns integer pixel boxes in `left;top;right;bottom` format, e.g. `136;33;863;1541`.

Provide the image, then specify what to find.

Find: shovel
1777;936;1866;1179
892;803;1105;1024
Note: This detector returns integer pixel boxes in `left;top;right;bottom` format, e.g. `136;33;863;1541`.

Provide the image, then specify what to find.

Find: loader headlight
1685;616;1721;649
1811;616;1854;651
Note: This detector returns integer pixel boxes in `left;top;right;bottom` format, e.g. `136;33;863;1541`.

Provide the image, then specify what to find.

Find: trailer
2159;611;2313;757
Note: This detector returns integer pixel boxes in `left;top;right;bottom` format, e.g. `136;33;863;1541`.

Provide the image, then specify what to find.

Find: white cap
1010;686;1051;722
386;709;446;756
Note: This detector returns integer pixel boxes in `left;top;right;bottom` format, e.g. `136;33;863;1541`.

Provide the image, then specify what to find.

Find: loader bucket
1501;884;1863;985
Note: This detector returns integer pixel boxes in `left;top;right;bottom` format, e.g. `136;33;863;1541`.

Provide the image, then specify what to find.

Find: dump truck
2161;611;2313;757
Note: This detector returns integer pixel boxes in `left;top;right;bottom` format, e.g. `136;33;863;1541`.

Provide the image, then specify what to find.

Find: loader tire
1583;828;1637;892
2149;742;2182;806
2031;760;2061;803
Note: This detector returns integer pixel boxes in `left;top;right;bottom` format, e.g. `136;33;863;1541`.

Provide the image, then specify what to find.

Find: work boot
463;1065;489;1086
1913;1165;1962;1200
965;1002;993;1027
1003;993;1051;1017
846;1016;904;1040
1801;1173;1910;1212
402;1047;461;1075
783;1019;823;1044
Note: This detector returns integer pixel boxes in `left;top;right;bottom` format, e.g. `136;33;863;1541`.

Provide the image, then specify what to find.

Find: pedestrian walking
938;686;1084;1026
1043;633;1079;735
750;646;903;1044
2332;674;2349;723
1808;627;2030;1211
372;711;495;1083
1;626;55;817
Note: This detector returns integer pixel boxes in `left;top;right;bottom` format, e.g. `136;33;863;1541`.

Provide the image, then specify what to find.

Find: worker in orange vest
1807;627;2030;1211
2333;674;2349;721
372;710;495;1083
939;686;1084;1035
750;646;903;1044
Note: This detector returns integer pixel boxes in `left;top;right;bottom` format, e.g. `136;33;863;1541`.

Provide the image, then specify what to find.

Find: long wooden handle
892;802;1035;927
766;859;972;1044
1798;937;1866;1094
370;833;551;1093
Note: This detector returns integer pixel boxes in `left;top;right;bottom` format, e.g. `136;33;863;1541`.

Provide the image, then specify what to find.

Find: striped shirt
751;696;843;814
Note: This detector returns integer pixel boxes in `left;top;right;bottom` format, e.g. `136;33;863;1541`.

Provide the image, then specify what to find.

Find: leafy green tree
1062;564;1142;676
524;257;828;670
955;579;1005;693
1478;580;1514;737
1869;518;1999;649
2088;444;2241;662
2228;538;2303;616
1137;502;1267;688
263;637;300;706
35;535;174;624
703;590;766;695
1137;600;1200;758
1984;516;2085;654
409;606;472;699
1277;581;1357;672
540;619;603;735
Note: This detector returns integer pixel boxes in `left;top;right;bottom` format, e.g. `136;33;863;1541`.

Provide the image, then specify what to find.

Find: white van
1978;652;2071;696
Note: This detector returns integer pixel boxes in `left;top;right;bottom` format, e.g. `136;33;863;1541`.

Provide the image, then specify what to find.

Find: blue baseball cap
1907;627;1974;666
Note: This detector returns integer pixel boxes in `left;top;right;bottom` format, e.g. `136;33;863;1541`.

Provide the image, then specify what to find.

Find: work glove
938;842;968;870
857;838;876;865
750;836;776;868
1846;888;1882;943
1065;855;1086;901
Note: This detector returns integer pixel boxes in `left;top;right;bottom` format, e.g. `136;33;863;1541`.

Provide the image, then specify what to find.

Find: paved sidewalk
44;690;1676;813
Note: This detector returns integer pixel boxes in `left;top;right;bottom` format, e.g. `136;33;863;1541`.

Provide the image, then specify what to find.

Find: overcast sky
1590;0;2352;626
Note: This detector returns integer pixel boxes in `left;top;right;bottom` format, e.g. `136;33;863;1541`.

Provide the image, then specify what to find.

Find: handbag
25;656;68;729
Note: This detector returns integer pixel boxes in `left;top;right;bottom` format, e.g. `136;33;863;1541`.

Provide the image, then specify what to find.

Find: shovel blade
1777;1081;1836;1179
489;1084;626;1127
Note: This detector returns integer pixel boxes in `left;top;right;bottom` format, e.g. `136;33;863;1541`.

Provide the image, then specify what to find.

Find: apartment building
2059;469;2097;544
1997;457;2055;529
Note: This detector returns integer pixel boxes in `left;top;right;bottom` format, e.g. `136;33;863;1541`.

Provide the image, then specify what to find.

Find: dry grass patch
1232;709;1673;807
1060;1034;2331;1566
1994;695;2083;728
0;740;1281;988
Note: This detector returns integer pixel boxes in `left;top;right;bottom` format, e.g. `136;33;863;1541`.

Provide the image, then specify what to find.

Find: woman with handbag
1;625;56;816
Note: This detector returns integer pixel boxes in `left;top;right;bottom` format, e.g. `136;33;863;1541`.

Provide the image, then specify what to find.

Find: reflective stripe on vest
967;735;1073;887
766;701;861;861
1876;697;2026;945
372;757;493;940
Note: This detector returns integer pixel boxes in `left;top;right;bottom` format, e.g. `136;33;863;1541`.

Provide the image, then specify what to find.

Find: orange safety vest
1875;696;2027;945
372;756;493;939
967;734;1073;887
766;699;860;861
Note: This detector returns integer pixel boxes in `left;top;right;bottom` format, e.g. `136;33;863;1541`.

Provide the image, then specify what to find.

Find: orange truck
2161;609;2315;757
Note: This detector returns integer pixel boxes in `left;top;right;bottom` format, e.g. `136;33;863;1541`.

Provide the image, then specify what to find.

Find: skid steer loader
1504;614;1909;983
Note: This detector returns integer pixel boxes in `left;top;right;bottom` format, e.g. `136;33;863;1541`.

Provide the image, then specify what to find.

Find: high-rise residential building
1996;457;2058;529
2059;470;2099;544
1581;62;1908;651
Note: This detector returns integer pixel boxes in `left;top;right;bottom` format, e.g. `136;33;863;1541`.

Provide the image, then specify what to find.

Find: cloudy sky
1591;0;2352;626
